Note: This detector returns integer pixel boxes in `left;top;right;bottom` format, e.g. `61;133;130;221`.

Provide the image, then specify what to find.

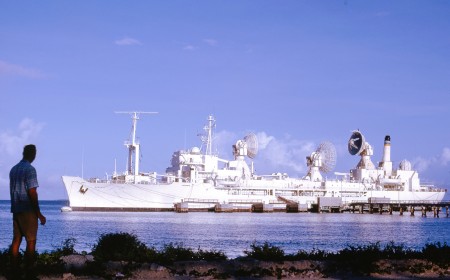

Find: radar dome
191;147;201;154
399;160;412;171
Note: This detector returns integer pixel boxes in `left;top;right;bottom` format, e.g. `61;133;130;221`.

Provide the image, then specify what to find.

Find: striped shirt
9;159;39;213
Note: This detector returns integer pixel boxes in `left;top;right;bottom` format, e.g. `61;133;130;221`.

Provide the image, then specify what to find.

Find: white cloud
0;60;46;79
255;132;315;175
408;147;450;173
412;157;433;173
183;44;196;51
214;130;238;157
440;147;450;166
203;38;218;46
214;130;315;176
0;118;45;158
114;37;142;46
0;118;45;199
257;132;275;150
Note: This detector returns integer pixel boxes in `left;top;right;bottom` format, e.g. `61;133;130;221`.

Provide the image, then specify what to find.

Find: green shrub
58;237;78;256
156;243;227;264
35;238;79;275
196;247;227;261
331;242;383;274
159;243;197;264
291;248;328;260
422;242;450;267
0;249;10;275
91;232;153;262
382;241;418;260
244;242;285;261
35;251;65;275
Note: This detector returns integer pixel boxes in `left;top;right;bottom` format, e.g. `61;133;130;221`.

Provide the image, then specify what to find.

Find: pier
174;197;450;216
347;200;450;217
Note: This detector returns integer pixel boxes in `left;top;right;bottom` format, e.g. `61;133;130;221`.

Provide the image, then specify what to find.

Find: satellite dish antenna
316;141;337;173
233;133;259;159
348;130;365;155
348;130;376;169
244;133;258;159
306;141;336;181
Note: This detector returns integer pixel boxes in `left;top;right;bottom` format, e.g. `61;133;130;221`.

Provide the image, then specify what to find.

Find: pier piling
347;201;449;217
286;203;299;213
422;207;426;217
433;207;440;218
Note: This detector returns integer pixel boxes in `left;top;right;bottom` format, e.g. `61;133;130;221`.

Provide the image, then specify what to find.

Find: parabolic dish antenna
317;141;337;173
348;130;365;155
243;133;258;159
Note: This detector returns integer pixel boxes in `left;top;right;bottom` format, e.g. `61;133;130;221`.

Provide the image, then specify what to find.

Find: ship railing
111;179;126;184
389;200;443;204
88;178;124;184
269;200;287;204
181;198;219;203
228;199;263;204
88;178;102;183
419;185;447;192
87;178;175;185
288;184;325;190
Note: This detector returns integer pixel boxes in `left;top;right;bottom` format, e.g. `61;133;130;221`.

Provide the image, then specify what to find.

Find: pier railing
181;198;219;204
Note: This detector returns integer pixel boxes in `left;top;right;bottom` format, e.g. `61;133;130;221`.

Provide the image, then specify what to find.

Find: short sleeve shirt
10;159;39;213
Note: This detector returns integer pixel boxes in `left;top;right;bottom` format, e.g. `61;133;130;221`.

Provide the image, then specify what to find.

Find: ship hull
62;176;446;211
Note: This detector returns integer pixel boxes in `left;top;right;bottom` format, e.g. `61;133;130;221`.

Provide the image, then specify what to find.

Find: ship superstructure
62;114;446;212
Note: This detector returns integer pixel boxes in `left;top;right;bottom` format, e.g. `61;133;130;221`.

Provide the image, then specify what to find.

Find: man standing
9;144;46;274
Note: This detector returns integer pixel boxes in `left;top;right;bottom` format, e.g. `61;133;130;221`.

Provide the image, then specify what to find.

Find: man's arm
28;187;46;225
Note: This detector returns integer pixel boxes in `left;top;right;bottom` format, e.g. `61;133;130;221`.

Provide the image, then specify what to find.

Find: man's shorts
13;212;38;242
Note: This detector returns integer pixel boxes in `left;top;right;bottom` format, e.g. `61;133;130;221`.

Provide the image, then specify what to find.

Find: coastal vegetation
0;232;448;279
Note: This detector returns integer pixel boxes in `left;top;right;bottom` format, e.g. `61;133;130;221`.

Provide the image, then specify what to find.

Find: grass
0;232;448;278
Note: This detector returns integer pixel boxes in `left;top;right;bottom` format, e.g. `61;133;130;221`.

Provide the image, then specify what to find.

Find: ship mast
202;115;216;155
115;111;158;176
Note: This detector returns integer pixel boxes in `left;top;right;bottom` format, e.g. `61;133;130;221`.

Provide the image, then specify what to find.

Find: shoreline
0;233;448;279
1;257;449;279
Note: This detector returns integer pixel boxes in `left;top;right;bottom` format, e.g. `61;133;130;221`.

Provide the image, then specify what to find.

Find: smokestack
382;135;391;162
380;135;392;175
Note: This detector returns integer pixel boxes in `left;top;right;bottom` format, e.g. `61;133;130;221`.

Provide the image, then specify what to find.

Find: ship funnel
382;135;391;162
379;135;392;175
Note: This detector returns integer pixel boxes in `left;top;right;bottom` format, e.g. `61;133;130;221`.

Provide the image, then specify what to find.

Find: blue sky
1;1;449;200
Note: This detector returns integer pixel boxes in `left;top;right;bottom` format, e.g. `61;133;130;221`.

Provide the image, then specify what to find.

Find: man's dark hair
23;144;37;159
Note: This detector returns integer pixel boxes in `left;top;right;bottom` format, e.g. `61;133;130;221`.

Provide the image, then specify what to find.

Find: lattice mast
201;115;216;156
115;111;158;176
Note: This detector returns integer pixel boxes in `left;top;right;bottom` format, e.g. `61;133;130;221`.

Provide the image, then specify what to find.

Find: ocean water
1;200;449;258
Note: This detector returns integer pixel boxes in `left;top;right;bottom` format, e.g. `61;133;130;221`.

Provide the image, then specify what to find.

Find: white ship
62;112;446;212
